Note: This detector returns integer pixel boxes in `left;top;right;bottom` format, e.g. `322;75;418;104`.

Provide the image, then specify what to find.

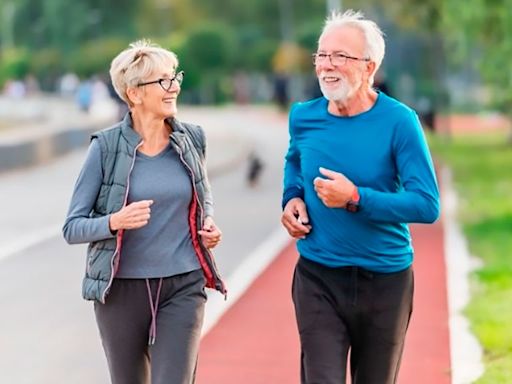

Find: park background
1;0;511;382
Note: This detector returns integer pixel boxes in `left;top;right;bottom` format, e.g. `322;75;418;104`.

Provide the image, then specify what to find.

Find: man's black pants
292;257;414;384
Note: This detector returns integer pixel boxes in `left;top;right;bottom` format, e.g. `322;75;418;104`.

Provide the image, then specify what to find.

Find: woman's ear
126;86;142;105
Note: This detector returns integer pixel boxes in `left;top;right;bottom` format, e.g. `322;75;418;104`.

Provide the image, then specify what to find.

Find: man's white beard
319;74;360;102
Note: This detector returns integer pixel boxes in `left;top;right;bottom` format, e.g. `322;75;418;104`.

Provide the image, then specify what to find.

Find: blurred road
0;104;289;384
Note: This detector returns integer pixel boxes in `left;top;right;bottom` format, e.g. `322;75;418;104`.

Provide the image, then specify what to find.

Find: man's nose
317;59;335;71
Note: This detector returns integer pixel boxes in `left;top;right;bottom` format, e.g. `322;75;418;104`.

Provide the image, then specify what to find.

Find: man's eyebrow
316;50;350;55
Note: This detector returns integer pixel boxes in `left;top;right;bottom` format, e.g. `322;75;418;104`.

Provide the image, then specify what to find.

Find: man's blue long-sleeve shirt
282;93;440;272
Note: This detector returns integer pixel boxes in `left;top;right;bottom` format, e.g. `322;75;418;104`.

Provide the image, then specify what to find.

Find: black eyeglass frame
137;71;184;91
312;52;370;66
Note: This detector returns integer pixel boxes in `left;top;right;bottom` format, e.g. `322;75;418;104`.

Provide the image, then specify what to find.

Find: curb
0;121;109;173
0;118;252;178
442;166;484;383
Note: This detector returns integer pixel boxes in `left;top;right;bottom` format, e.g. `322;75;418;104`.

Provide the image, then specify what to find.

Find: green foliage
183;24;235;72
68;37;128;78
429;132;512;381
440;0;512;114
296;21;323;53
2;0;332;91
29;48;63;76
0;47;30;86
29;48;63;90
169;24;237;103
16;0;509;104
11;0;138;49
245;40;279;72
388;0;442;31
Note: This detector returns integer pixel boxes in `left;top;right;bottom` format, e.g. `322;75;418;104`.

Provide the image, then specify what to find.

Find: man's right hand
281;197;312;239
109;200;154;231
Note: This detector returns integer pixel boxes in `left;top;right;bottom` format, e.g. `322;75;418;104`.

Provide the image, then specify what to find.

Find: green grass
428;132;512;383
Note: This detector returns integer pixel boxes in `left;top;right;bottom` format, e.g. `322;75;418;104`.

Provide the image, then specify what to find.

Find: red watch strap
352;187;360;203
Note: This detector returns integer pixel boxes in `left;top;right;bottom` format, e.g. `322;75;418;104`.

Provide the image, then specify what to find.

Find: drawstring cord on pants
146;278;163;346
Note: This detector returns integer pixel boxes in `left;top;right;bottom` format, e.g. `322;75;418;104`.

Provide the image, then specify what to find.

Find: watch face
346;201;359;213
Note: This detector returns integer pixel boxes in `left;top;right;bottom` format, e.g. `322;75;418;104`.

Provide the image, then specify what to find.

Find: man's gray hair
321;9;385;85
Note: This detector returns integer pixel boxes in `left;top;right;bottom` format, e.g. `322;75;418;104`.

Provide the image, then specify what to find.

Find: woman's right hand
109;200;154;232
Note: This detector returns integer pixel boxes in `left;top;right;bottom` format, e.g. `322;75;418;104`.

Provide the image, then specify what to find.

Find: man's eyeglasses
312;52;370;66
137;71;184;91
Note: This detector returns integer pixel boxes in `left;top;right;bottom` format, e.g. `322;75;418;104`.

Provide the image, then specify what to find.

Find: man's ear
126;86;142;105
366;61;377;78
366;61;377;80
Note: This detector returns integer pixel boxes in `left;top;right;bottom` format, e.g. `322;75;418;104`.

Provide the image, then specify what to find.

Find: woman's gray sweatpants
94;269;207;384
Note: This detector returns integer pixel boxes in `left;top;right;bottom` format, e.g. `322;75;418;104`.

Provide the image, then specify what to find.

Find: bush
0;48;31;87
182;24;236;73
67;37;129;78
29;48;64;91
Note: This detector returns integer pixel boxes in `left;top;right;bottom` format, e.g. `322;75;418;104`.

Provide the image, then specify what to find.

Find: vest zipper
172;138;226;296
101;140;143;303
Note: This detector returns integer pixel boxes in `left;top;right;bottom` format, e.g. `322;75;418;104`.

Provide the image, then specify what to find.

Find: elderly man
281;10;440;384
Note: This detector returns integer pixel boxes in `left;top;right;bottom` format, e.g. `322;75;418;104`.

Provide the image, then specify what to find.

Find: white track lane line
202;226;291;336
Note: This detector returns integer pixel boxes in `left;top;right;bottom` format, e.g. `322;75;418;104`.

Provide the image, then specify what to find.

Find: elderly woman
63;40;225;384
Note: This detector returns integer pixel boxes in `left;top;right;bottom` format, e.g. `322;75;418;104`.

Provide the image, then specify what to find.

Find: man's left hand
313;167;355;208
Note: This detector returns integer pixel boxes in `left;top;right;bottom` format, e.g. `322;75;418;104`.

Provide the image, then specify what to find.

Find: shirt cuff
282;186;304;210
103;215;117;238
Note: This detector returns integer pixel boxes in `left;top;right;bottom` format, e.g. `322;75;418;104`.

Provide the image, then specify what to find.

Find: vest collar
167;117;188;143
120;113;143;147
119;113;187;145
167;117;186;133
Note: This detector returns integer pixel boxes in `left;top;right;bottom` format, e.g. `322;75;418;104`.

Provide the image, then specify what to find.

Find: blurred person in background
107;77;130;120
59;72;80;98
246;150;264;188
63;40;225;384
3;78;26;98
281;10;439;384
76;77;93;112
24;74;41;95
273;73;290;111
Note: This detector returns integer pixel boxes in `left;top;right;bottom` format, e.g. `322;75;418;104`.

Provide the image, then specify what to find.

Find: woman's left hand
198;216;222;249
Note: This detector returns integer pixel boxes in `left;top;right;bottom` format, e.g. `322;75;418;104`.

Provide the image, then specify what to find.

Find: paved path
400;222;451;384
197;223;451;384
0;97;457;382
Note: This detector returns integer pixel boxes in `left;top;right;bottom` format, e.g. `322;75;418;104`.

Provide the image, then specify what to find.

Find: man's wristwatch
345;186;360;213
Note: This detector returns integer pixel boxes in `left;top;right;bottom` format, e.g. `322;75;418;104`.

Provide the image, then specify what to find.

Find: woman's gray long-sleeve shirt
63;139;200;278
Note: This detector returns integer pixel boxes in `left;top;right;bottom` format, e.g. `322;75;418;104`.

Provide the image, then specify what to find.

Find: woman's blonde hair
109;39;179;105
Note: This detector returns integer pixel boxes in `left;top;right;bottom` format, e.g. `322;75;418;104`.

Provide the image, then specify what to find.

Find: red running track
197;221;451;384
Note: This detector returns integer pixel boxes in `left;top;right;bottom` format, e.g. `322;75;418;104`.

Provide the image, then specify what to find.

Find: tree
180;24;236;103
440;0;512;139
0;47;30;85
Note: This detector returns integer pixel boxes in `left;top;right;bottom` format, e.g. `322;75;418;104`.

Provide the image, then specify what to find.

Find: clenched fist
109;200;154;231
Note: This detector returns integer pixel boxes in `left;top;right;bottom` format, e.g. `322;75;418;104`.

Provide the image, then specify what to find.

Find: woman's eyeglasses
137;71;184;91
